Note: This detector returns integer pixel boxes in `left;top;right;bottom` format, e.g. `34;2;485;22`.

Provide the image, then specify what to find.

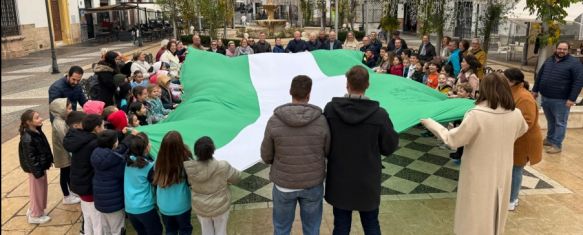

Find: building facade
1;0;160;59
1;0;82;59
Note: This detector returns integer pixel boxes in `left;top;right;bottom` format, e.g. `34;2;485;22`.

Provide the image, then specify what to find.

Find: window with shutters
1;0;20;37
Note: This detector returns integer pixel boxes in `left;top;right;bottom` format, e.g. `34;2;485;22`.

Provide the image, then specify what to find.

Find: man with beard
532;42;583;154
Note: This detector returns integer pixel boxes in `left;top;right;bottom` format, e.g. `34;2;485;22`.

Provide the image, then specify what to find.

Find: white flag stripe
214;52;346;170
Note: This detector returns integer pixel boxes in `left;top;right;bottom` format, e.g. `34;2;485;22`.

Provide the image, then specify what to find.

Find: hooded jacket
184;159;241;217
158;75;179;110
64;128;98;195
19;127;53;178
323;97;399;211
50;98;71;168
93;63;117;106
91;139;130;213
261;103;331;189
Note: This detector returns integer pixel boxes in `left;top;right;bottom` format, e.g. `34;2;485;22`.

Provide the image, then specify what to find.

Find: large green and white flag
137;49;474;170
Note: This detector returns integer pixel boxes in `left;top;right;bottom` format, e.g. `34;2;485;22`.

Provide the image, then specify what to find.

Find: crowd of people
18;27;583;235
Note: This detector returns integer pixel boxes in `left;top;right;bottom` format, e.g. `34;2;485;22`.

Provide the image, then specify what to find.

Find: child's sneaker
508;199;519;211
63;195;81;205
28;215;51;224
26;208;47;216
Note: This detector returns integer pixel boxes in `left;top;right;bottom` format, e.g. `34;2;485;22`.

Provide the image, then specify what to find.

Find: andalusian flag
138;49;474;170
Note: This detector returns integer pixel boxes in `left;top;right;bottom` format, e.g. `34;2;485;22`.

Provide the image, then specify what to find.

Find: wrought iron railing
1;0;20;37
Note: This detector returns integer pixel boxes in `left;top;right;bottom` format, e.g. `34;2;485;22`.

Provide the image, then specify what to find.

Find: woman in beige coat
421;73;528;235
342;32;361;50
504;68;543;211
184;136;241;235
49;98;81;205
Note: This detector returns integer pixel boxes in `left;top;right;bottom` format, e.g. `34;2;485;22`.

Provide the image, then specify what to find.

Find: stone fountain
255;0;287;36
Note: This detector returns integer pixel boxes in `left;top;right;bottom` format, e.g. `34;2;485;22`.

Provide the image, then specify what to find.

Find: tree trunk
171;0;178;38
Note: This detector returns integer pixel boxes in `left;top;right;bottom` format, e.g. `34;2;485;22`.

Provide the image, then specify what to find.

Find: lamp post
335;0;339;32
44;0;60;74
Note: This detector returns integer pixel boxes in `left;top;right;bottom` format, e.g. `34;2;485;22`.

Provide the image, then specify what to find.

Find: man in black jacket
254;32;272;53
317;30;328;49
207;40;226;55
285;31;308;53
532;41;583;154
387;30;408;52
418;35;437;62
360;37;378;57
323;65;399;235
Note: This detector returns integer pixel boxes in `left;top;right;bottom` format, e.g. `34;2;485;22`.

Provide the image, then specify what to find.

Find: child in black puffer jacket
19;109;53;224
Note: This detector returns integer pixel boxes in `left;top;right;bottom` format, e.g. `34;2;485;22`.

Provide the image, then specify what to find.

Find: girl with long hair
19;110;53;224
153;131;193;234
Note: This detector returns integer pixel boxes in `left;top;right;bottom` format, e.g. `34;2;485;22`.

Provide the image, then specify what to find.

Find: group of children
19;104;241;234
369;47;477;101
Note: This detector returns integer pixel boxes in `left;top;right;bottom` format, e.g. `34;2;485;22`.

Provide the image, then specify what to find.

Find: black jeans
60;167;71;196
128;208;163;235
161;209;192;235
332;207;380;235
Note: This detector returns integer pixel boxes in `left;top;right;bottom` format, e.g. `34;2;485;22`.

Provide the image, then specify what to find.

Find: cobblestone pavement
1;40;160;143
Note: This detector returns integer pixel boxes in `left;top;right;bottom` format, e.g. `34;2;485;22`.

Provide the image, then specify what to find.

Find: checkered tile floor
229;126;570;206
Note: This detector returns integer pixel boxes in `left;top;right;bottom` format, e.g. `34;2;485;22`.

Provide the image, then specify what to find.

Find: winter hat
83;100;106;115
107;110;128;131
113;73;127;87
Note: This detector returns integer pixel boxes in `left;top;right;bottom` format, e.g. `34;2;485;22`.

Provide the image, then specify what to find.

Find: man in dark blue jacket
48;66;87;121
532;42;583;154
285;31;308;53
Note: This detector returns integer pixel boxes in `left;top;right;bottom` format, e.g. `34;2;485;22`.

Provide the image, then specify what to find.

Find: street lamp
44;0;59;74
335;0;339;33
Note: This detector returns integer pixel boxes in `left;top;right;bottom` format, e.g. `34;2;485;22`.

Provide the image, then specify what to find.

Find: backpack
80;74;100;100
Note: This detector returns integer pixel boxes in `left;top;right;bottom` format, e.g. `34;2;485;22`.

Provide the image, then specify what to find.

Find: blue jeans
510;166;524;202
332;207;380;235
541;96;570;148
272;184;323;235
128;208;163;235
161;209;193;235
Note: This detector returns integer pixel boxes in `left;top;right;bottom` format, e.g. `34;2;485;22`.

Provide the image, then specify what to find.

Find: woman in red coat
389;56;404;76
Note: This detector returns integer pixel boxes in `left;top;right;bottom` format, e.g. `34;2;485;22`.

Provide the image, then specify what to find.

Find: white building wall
68;0;80;24
17;0;49;27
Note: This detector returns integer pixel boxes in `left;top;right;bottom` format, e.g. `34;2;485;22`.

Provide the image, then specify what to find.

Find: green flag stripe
311;50;475;132
137;48;260;159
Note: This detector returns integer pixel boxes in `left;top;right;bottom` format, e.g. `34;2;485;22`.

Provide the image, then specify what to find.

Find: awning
507;0;583;23
84;4;138;13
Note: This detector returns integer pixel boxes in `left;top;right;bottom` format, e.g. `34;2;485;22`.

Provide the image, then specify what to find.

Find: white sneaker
63;195;81;205
26;208;47;216
28;215;51;224
508;199;519;211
